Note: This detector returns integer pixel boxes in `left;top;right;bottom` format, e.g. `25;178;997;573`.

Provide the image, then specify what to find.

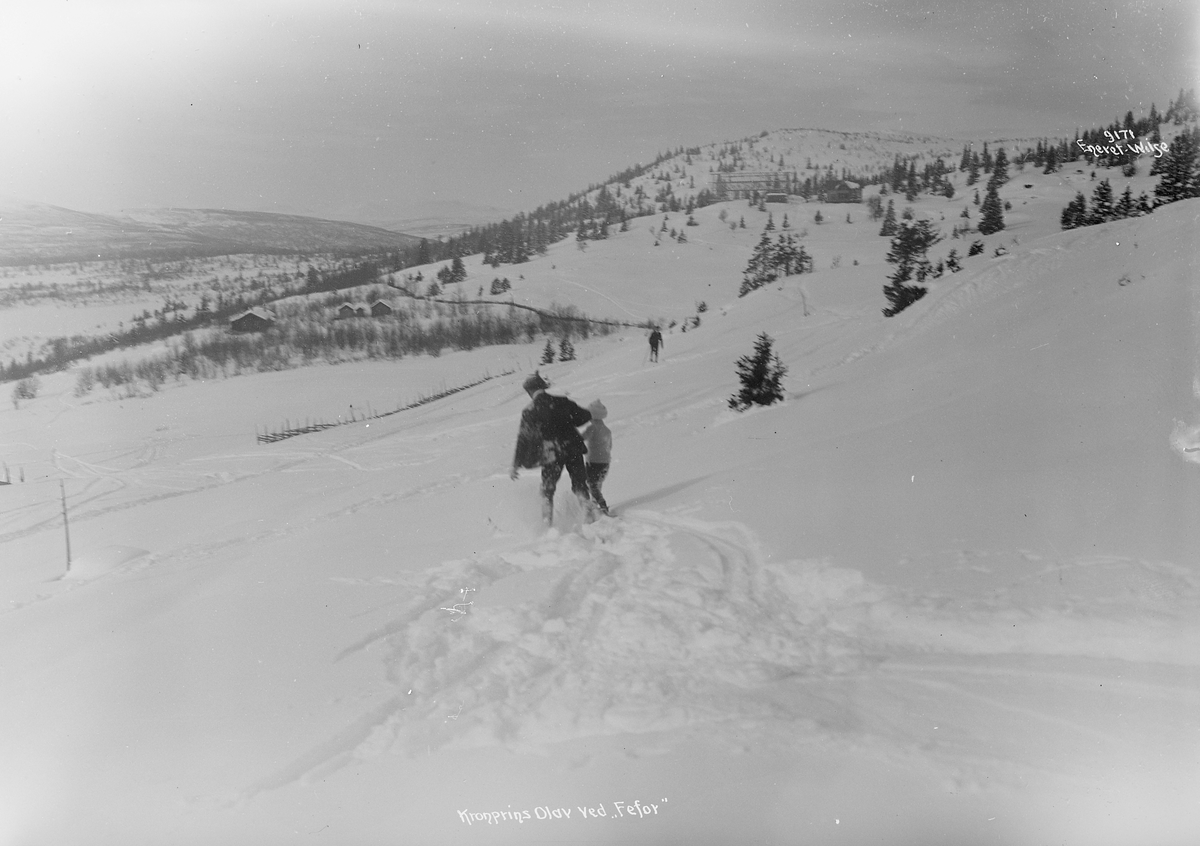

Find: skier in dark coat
648;327;663;362
510;372;597;526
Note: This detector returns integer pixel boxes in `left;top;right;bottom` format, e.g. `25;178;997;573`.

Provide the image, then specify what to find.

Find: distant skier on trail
510;372;598;526
648;327;663;362
581;399;612;516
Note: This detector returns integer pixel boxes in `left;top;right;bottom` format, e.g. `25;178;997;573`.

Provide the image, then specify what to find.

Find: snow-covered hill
0;198;421;265
1;178;1197;843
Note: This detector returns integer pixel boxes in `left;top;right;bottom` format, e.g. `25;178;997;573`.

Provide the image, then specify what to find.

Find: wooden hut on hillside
337;302;369;319
370;300;394;317
824;181;862;203
230;308;275;333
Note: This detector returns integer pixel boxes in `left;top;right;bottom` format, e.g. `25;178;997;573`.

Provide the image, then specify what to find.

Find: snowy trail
236;509;1200;803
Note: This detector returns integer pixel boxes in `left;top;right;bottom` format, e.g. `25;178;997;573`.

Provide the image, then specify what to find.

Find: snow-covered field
1;182;1198;844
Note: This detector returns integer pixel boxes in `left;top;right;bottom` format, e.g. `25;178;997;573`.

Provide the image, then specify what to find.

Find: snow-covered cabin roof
233;307;274;321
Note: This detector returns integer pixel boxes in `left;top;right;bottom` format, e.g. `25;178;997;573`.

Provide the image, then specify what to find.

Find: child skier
581;399;611;515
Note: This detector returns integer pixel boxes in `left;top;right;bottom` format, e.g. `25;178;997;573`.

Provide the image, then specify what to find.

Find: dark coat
513;392;592;469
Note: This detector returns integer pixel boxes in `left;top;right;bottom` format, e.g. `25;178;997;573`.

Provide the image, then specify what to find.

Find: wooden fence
256;368;515;444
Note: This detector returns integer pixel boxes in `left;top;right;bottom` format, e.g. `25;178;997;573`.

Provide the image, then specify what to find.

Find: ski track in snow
239;510;1200;800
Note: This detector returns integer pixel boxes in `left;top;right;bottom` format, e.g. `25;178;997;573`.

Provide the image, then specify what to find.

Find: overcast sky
1;0;1195;226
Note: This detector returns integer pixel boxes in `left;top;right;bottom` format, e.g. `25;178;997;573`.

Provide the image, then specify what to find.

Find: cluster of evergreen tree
1060;179;1154;229
539;336;577;364
1164;87;1198;125
1151;126;1200;206
883;154;954;201
1060;122;1198;230
738;231;813;296
302;260;380;296
882;220;942;317
977;148;1008;235
436;257;467;286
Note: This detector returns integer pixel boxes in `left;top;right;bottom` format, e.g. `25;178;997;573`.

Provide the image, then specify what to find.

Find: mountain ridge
0;198;424;265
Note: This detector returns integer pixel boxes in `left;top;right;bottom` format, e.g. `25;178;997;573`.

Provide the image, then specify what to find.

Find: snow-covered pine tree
728;333;787;411
878;199;898;236
882;220;942;317
1116;185;1135;219
1088;178;1115;224
1060;193;1088;229
978;184;1005;235
739;232;776;296
558;337;576;361
988;148;1008;188
541;339;556;364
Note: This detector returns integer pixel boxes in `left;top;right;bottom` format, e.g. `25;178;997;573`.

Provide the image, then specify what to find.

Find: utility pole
60;479;72;573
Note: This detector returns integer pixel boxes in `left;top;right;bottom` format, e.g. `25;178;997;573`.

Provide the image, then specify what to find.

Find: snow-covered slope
0;198;420;264
1;188;1197;845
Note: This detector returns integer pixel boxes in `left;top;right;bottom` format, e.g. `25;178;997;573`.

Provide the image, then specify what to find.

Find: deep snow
1;185;1198;845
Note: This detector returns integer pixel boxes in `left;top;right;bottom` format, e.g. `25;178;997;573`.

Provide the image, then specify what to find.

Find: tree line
72;300;614;398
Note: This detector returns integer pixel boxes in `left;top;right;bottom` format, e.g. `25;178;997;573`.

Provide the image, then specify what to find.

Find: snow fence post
60;479;72;573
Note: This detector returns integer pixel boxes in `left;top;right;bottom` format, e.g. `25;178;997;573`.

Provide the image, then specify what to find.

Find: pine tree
1043;146;1058;174
988;148;1008;189
728;333;787;410
1089;178;1115;224
541;339;556;364
882;220;942;317
878;199;898;236
1116;185;1135;219
1060;193;1087;229
978;184;1005;235
558;337;576;361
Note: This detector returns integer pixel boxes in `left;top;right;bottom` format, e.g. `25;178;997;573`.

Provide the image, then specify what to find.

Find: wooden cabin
229;308;275;333
824;181;862;203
